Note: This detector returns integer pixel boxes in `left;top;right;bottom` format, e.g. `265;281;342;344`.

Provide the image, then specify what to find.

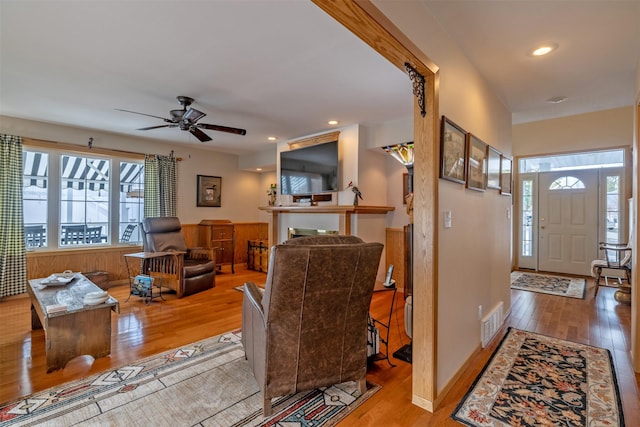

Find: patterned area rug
0;332;379;426
452;328;625;427
511;271;586;299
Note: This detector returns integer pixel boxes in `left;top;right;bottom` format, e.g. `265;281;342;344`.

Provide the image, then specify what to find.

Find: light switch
444;210;452;228
506;207;511;219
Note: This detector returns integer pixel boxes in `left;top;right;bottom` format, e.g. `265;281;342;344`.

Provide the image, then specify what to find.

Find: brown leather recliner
242;235;384;416
141;217;215;298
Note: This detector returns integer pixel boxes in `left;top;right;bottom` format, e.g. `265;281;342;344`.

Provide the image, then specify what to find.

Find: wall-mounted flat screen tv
280;141;339;195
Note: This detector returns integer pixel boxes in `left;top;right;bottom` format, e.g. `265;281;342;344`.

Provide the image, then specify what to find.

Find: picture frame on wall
500;156;513;196
486;146;502;190
197;175;222;207
465;133;488;191
439;116;467;184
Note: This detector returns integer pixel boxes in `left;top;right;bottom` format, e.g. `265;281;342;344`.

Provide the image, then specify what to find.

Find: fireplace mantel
259;205;394;244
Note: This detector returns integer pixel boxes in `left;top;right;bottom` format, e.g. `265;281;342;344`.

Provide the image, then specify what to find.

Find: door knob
540;226;546;229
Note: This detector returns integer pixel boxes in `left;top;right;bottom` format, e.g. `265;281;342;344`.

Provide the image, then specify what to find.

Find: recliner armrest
244;282;265;321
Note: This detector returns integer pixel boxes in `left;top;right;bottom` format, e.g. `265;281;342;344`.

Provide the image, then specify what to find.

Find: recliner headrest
142;217;182;234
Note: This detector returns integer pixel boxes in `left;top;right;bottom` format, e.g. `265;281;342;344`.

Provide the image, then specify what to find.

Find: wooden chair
24;225;46;248
120;224;136;242
62;225;86;244
591;242;632;296
140;217;216;298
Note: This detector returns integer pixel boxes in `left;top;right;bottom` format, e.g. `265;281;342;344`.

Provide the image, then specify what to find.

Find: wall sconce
382;142;414;190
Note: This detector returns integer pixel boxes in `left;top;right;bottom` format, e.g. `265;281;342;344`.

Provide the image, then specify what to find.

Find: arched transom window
549;176;585;190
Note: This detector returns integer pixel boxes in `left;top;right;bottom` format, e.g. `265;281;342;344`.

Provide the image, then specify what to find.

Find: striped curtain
144;154;176;218
0;134;27;297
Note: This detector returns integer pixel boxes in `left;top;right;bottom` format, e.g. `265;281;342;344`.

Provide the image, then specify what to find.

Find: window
60;155;110;245
119;161;144;243
22;148;144;249
521;179;533;257
605;174;621;244
23;151;48;248
548;176;585;190
519;149;624;173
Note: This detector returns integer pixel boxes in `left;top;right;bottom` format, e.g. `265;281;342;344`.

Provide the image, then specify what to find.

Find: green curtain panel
144;154;176;218
0;134;27;297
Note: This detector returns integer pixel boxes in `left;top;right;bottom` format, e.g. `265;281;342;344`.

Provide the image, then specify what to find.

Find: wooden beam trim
311;0;439;410
288;131;340;150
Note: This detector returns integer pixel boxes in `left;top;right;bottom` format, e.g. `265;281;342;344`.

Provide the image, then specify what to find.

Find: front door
538;170;598;275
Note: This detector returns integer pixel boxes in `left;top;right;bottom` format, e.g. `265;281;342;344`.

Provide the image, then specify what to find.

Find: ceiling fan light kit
117;96;246;142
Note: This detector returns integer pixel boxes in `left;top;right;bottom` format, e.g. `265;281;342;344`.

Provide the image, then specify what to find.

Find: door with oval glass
538;170;598;275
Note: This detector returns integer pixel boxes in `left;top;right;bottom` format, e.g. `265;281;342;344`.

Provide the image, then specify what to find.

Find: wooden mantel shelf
259;205;395;244
258;205;394;214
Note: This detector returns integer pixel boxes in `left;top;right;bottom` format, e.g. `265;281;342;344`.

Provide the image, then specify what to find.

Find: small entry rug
452;328;625;427
511;271;586;299
0;332;379;426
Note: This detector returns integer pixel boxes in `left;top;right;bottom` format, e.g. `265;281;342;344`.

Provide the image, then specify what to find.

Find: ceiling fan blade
189;127;212;142
137;124;176;131
115;108;173;123
182;108;206;123
198;123;247;135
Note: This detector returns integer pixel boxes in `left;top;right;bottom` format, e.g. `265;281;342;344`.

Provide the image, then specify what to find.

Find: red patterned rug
0;332;379;426
452;328;624;426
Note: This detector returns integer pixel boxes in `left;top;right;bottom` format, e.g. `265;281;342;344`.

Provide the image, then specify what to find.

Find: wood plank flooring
0;268;638;425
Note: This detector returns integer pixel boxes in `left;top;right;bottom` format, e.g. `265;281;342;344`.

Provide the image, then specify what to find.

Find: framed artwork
403;173;410;205
439;116;467;184
500;156;512;196
465;134;488;191
197;175;222;207
486;146;502;190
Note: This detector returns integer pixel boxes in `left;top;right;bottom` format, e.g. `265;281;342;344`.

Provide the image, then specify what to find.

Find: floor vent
481;301;503;348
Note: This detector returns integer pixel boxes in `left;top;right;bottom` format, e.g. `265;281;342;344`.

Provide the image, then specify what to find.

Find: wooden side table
123;252;176;303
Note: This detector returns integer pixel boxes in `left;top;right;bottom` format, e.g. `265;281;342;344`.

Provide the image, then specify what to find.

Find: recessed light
268;136;277;141
328;120;339;125
530;43;558;57
547;96;567;104
256;168;263;171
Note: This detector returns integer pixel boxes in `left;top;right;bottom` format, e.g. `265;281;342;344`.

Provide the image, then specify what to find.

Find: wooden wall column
312;0;440;411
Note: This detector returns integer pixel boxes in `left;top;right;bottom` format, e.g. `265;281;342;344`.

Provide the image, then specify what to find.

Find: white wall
373;0;514;393
0;116;263;224
512;107;634;158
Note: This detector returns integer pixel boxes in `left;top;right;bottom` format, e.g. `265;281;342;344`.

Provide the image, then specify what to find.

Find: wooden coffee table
27;273;119;373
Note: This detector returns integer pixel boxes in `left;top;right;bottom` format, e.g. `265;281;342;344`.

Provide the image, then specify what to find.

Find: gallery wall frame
465;133;488;192
439;116;467;184
499;156;513;196
486;146;502;190
197;175;222;207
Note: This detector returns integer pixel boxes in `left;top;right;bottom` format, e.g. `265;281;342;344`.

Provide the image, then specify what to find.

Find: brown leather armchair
242;235;384;416
141;217;216;298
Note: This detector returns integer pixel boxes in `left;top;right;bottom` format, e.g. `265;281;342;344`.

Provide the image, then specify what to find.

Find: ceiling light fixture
530;43;558;57
547;96;567;104
268;136;277;141
328;120;338;125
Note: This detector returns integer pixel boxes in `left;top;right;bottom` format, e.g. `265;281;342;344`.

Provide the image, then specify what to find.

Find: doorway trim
311;0;440;411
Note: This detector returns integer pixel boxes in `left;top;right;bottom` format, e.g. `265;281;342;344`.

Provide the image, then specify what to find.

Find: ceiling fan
117;96;247;142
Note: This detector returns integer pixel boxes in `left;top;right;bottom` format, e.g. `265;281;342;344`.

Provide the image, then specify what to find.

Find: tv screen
280;141;339;195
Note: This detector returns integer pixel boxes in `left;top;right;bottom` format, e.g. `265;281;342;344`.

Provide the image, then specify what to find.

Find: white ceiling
1;1;639;157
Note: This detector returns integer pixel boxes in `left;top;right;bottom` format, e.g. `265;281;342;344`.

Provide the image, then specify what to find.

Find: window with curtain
22;147;144;249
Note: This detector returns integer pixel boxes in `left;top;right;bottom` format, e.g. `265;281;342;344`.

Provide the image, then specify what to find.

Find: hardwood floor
1;268;638;425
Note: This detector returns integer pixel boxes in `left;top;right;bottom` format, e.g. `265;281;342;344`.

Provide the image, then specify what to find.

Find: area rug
452;328;625;427
510;271;586;299
0;332;379;426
